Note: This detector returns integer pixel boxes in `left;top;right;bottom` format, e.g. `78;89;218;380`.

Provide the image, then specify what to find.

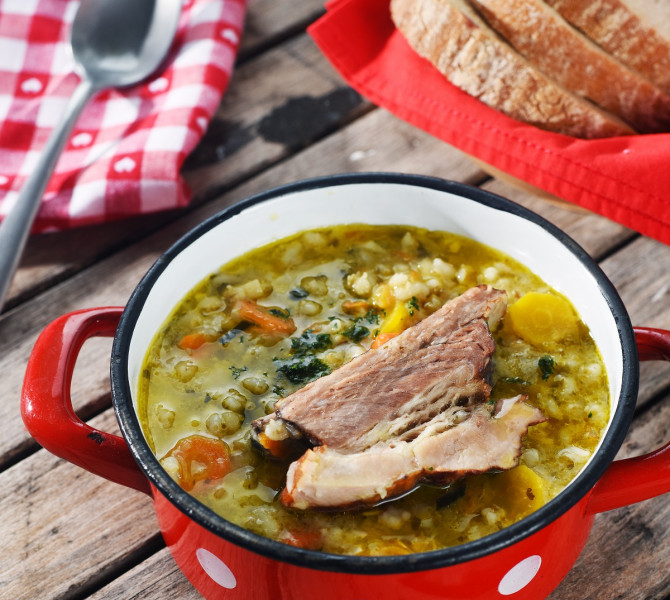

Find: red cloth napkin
309;0;670;246
0;0;246;233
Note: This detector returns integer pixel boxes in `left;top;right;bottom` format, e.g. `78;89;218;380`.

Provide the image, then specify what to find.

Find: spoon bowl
0;0;182;309
72;0;180;89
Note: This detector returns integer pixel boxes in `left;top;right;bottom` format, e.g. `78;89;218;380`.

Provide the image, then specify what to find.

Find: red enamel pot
21;174;670;599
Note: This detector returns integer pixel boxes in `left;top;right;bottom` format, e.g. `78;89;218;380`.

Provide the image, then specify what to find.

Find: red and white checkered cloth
0;0;246;233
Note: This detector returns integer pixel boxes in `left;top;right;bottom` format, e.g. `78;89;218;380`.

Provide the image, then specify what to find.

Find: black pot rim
111;172;639;575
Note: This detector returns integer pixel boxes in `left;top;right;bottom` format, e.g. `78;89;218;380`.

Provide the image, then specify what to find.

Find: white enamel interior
127;181;624;478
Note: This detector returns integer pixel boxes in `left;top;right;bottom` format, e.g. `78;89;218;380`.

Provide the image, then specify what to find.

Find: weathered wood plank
183;34;369;194
600;236;670;405
0;410;160;600
239;0;324;58
88;548;201;600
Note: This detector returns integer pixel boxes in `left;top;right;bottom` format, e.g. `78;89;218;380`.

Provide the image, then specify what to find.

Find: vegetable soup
138;225;609;556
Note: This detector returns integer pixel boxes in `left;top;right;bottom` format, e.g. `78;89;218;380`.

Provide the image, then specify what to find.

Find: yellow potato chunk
459;465;547;520
507;292;579;346
379;300;411;334
495;465;547;515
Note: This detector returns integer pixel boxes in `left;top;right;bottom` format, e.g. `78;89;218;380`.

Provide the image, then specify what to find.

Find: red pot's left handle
587;327;670;514
21;307;151;496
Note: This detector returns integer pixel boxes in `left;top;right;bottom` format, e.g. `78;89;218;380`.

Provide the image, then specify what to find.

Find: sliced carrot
164;435;231;491
257;432;293;460
237;300;296;336
342;300;372;316
178;332;209;350
371;332;399;349
281;527;323;550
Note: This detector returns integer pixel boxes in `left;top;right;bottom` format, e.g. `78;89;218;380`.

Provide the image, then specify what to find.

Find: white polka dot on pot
196;548;237;589
498;555;542;596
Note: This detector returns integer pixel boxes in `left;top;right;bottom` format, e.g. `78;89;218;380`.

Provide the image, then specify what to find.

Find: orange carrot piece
281;527;323;550
257;432;293;460
178;332;209;350
342;300;372;315
164;435;231;491
237;300;296;335
371;332;399;349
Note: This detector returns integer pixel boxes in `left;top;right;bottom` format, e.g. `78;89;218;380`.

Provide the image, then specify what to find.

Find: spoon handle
0;78;97;310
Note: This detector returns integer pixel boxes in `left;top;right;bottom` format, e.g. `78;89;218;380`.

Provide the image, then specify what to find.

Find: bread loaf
545;0;670;95
390;0;635;138
470;0;670;133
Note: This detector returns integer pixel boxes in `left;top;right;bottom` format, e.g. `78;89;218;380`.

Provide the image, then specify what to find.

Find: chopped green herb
342;323;370;342
274;355;331;385
588;412;593;418
407;296;419;316
229;365;248;380
204;393;212;403
290;331;333;356
538;355;555;380
363;309;380;325
272;385;286;397
269;307;291;319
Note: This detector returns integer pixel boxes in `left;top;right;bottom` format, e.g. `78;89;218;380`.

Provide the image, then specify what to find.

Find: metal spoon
0;0;182;309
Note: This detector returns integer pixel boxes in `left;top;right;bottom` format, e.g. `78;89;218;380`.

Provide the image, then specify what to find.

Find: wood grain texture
183;34;370;196
240;0;325;58
0;411;159;600
88;549;202;600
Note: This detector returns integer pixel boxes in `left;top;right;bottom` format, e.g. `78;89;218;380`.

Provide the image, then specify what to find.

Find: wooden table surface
2;1;669;598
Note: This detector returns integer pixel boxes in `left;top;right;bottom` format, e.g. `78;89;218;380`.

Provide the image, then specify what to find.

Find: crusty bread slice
389;0;635;138
545;0;670;95
470;0;670;133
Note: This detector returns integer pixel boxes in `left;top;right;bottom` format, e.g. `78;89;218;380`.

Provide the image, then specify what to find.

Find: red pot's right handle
21;307;151;496
587;327;670;514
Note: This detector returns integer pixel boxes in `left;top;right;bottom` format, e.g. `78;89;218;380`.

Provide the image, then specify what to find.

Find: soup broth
138;225;609;555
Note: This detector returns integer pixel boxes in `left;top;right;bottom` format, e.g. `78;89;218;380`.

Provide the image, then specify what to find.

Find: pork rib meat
252;285;546;510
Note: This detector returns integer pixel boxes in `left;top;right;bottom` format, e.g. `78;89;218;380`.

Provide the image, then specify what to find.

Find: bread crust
471;0;670;133
546;0;670;95
390;0;635;138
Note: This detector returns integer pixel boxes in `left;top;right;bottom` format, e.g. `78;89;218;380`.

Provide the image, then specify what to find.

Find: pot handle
587;327;670;514
21;307;151;496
